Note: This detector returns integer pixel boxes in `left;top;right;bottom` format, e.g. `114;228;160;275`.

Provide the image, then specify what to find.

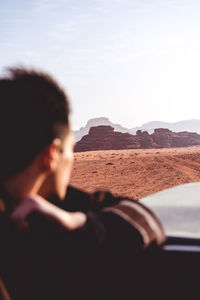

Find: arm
11;191;165;248
10;194;87;232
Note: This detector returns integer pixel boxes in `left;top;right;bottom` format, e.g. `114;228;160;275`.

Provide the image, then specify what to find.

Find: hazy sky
1;0;200;130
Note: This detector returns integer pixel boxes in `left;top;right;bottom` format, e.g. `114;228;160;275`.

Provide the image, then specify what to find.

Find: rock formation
136;130;159;148
74;126;140;152
152;129;200;148
74;117;200;141
74;126;200;152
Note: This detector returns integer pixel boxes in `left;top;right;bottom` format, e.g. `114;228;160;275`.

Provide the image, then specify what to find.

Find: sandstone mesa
75;125;200;152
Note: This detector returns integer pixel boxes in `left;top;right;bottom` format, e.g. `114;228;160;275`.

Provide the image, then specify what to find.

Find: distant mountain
74;117;200;141
74;117;130;141
130;119;200;134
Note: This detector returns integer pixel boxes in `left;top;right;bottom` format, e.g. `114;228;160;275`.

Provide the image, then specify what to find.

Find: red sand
70;146;200;200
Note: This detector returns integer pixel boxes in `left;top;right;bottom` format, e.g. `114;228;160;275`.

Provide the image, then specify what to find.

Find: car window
1;0;200;210
141;182;200;239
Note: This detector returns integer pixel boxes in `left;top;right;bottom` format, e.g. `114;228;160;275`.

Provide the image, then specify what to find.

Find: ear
42;139;62;172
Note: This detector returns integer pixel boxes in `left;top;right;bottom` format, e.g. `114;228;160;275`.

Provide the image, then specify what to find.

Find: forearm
51;207;87;231
11;195;87;232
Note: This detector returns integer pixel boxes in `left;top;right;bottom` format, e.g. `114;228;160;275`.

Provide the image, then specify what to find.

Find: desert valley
70;146;200;200
70;118;200;201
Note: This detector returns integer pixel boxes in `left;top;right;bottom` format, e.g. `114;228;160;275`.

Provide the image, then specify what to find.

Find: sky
1;0;200;130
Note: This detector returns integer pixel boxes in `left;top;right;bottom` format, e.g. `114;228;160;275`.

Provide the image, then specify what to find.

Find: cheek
61;153;74;182
57;157;73;199
64;150;74;169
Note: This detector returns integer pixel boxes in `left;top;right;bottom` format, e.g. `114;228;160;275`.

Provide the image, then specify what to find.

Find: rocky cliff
75;126;140;152
74;126;200;152
74;117;200;141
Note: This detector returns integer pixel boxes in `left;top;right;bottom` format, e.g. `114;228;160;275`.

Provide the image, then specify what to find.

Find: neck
3;167;46;206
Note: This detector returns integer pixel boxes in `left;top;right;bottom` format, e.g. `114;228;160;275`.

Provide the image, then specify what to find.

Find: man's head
0;67;74;199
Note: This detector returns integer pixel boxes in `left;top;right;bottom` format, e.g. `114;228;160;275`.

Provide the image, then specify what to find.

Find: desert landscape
70;146;200;200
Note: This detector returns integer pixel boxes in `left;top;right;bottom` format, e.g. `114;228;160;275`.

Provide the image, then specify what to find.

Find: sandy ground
70;146;200;200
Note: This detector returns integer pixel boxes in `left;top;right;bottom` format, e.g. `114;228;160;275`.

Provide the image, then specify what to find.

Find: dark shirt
0;185;165;300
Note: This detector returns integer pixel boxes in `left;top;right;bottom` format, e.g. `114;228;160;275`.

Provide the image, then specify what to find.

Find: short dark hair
0;67;70;179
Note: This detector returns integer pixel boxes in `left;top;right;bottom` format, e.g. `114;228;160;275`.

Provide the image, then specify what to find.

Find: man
0;68;165;300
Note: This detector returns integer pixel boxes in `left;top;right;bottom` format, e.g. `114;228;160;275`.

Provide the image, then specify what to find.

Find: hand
10;195;87;232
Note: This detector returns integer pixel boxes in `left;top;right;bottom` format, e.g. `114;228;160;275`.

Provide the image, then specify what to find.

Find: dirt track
70;146;200;200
